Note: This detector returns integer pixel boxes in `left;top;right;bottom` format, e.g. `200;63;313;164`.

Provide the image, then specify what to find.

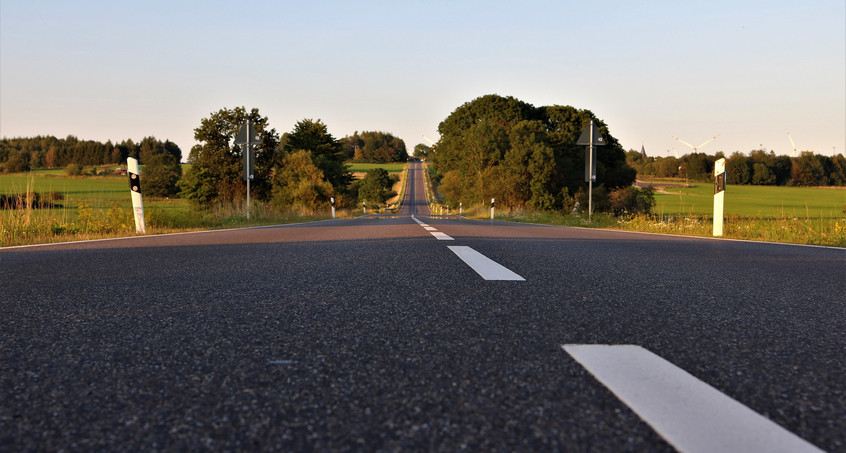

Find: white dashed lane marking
562;344;824;453
447;246;525;281
413;216;520;279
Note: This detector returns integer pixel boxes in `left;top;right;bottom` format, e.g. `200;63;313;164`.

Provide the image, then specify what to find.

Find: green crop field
653;183;846;218
0;171;128;204
346;162;407;173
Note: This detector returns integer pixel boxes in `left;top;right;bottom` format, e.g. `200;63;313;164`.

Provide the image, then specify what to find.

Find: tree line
626;149;846;186
429;94;638;213
0;135;182;173
340;131;407;163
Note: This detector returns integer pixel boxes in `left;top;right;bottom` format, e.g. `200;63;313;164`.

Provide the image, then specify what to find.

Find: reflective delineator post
490;198;495;220
127;157;146;234
331;197;336;219
714;158;726;236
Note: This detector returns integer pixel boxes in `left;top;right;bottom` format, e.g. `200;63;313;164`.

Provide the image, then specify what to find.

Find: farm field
652;182;845;218
346;162;407;174
1;170;128;203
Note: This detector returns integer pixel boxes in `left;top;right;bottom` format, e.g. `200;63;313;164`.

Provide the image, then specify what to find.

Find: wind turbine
419;133;437;146
786;130;802;157
673;134;720;154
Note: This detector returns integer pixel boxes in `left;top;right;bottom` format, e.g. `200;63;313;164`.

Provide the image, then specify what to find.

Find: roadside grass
483;209;845;247
0;171;347;247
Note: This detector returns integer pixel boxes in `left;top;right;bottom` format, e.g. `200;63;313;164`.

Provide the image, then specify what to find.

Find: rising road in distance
1;161;844;451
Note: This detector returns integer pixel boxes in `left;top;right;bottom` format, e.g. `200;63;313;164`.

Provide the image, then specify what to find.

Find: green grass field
1;170;128;203
346;162;407;173
653;183;845;218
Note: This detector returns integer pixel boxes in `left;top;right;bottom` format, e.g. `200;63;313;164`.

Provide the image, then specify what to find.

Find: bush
610;186;656;215
65;163;82;176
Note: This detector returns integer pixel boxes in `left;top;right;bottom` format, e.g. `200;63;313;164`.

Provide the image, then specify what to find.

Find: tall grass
490;209;845;247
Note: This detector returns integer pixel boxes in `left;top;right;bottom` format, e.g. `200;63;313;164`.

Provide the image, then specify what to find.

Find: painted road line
447;246;524;281
431;231;454;241
562;344;823;453
424;226;438;231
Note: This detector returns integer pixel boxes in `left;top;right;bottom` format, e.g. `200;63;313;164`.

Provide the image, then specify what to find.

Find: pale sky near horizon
1;1;844;160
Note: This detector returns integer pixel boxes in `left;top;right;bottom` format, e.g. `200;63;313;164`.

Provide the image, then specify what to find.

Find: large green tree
356;168;396;205
431;94;635;211
180;107;279;205
271;150;334;212
280;119;350;193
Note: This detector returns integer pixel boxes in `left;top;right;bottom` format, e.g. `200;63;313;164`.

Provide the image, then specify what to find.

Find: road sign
233;121;259;145
577;122;606;146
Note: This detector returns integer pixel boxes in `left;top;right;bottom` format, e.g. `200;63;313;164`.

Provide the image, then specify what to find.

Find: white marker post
459;202;463;215
127;157;146;234
490;198;495;220
714;158;726;236
330;197;336;219
363;201;366;214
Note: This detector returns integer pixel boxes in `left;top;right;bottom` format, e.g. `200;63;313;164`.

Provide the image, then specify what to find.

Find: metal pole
245;120;251;220
588;120;594;223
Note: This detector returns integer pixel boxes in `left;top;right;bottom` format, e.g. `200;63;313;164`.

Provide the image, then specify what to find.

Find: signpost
127;157;146;234
233;120;260;219
713;158;726;236
577;120;606;222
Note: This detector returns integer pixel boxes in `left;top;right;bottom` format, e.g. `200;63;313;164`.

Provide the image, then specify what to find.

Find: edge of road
0;218;349;251
429;215;845;251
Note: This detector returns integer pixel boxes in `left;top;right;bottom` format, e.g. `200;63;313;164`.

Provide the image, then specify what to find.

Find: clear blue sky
2;0;844;159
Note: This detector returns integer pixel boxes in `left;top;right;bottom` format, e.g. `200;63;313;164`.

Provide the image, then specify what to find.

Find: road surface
2;161;844;451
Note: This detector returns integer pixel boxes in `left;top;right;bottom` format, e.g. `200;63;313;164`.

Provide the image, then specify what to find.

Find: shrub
65;163;83;176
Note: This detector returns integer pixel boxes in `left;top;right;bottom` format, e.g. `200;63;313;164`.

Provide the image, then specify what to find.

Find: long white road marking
431;231;454;240
562;344;824;453
447;246;525;281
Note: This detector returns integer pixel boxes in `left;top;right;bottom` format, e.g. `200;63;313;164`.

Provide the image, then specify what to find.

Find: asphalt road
1;162;844;452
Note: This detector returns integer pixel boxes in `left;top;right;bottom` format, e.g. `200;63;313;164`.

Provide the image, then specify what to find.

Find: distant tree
139;137;182;164
342;131;408;163
829;154;846;186
790;152;828;186
751;162;776;185
180;107;279;205
142;153;182;197
357;168;395;205
281;119;350;193
652;156;679;178
271;150;334;212
413;143;431;159
1;152;29;173
726;152;751;184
